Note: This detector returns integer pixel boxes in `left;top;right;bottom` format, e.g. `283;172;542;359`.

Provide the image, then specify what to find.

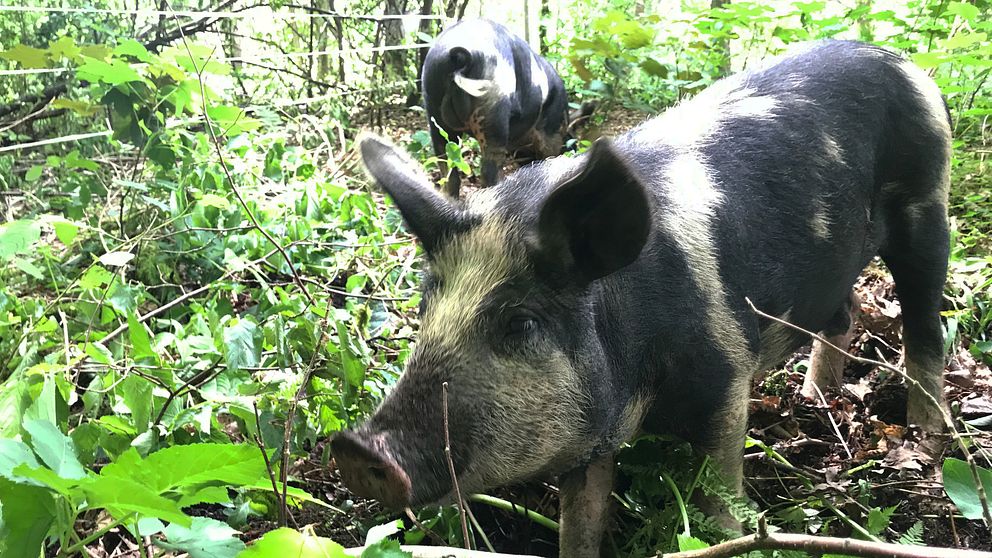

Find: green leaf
0;439;42;482
0;478;56;558
199;193;231;209
100;443;267;495
677;534;710;551
77;57;143;85
206;105;261;137
867;505;897;536
14;259;45;280
177;485;232;508
82;474;192;525
360;539;412;558
119;375;153;432
942;32;987;50
114;39;152;62
336;322;366;387
639;57;668;77
79;44;112;61
237;527;348;558
24;165;43;182
53;221;79;246
943;458;992;520
911;51;946;69
48;36;81;61
0;220;41;260
51;98;100;117
80;265;113;289
128;311;157;361
223;318;260;372
159;517;245;558
0;44;50;69
946;2;980;22
82;342;114;365
23;419;87;480
11;463;84;497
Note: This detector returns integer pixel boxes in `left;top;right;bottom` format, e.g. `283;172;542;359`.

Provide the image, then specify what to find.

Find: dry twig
442;381;471;549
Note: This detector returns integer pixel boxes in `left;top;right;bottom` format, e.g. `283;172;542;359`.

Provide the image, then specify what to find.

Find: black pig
422;18;569;198
335;41;951;556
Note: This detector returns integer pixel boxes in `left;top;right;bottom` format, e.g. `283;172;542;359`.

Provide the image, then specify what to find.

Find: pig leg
801;290;859;399
480;114;509;187
693;379;751;531
430;122;460;198
880;200;949;433
559;452;615;558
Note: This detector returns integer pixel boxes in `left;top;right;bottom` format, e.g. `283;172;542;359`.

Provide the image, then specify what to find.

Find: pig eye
506;315;539;337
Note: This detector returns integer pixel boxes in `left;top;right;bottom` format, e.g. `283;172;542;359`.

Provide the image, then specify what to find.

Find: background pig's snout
331;431;412;509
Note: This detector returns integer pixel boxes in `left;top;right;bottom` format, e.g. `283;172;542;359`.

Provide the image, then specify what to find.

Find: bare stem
442;381;471;549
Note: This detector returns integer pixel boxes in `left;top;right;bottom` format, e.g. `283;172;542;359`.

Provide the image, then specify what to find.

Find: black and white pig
422;18;569;198
334;41;951;556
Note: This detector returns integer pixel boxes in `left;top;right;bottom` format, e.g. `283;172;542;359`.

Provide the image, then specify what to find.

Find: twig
745;297;992;529
464;503;495;553
656;530;992;558
442;381;471;549
808;380;852;460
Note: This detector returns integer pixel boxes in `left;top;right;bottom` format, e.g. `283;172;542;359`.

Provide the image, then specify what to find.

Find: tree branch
657;531;991;558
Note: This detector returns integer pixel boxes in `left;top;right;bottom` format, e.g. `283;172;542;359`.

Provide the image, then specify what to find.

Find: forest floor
250;101;992;557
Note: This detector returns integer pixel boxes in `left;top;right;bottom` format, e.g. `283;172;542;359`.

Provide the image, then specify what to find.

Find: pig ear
537;138;651;282
359;134;466;254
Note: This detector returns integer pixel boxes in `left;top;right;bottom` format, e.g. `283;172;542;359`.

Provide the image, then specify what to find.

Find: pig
422;18;569;198
333;41;951;557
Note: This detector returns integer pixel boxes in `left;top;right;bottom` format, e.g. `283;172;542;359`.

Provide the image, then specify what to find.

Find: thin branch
657;530;992;558
442;381;471;549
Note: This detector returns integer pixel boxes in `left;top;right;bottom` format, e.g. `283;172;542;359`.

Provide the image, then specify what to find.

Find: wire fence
0;5;449;21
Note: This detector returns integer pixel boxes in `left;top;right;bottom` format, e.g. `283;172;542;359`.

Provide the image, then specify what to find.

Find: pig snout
331;430;412;509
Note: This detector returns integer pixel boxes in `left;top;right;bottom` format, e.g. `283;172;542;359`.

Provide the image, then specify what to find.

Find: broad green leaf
14;259;44;280
80;265;113;289
79;44;112;61
82;342;114;365
0;220;41;260
0;478;56;558
48;36;81;60
199;193;231;209
942;32;987;51
946;1;980;21
237;527;347;558
24;165;43;182
677;534;710;551
911;51;946;69
100;443;267;494
223;318;260;371
119;375;153;432
0;439;42;482
51;98;99;117
53;221;79;246
360;539;412;558
943;457;992;520
114;39;152;62
128;311;156;361
82;475;191;525
159;517;245;558
99;251;135;267
206;105;261;137
177;485;232;508
336;322;366;387
77;57;143;85
640;57;668;77
0;44;50;68
11;463;83;497
23;419;87;480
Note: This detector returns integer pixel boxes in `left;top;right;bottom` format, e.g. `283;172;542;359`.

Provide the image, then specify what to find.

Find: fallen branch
344;547;539;558
657;530;992;558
